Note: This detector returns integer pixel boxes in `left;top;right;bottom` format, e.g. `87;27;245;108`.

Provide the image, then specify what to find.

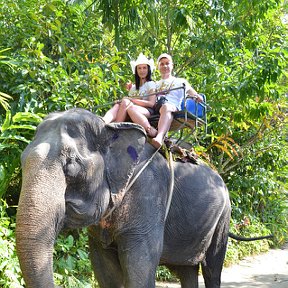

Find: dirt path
156;243;288;288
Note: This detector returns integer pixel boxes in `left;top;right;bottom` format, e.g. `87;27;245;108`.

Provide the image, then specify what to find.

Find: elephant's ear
105;122;146;197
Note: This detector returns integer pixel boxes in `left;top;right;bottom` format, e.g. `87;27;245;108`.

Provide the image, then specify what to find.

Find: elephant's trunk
16;156;66;288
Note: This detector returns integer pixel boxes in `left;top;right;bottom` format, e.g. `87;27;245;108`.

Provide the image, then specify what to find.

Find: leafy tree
0;48;14;110
0;0;287;284
0;200;24;287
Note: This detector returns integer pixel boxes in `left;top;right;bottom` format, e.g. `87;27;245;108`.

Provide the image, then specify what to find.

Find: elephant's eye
64;157;81;178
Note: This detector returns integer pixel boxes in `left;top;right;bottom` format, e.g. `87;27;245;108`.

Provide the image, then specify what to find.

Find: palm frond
0;92;12;111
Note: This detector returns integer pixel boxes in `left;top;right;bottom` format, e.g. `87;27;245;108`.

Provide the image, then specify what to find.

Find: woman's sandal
146;126;158;138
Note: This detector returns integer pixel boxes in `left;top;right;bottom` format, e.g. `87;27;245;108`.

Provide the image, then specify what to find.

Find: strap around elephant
165;150;174;220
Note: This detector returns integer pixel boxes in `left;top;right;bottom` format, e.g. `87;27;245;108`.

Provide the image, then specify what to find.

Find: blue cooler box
180;98;204;118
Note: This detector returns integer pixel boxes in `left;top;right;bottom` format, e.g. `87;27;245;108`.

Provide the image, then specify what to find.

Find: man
151;53;203;148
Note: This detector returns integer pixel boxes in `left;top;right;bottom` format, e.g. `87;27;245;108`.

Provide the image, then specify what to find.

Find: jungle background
0;0;287;287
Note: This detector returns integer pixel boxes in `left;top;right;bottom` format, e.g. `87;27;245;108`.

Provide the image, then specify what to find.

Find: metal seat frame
148;85;209;145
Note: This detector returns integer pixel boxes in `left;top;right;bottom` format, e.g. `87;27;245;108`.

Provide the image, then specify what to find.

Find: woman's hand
125;81;133;91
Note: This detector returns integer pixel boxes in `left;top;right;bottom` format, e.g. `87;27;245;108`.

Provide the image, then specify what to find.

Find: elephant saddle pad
162;138;199;165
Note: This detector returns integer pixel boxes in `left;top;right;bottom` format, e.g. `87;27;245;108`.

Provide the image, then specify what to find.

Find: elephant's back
161;161;230;265
172;161;228;203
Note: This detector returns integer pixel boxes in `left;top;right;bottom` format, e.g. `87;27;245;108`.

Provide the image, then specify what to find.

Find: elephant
15;108;268;288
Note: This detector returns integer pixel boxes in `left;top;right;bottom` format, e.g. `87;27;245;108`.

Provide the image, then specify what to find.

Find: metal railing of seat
94;84;210;146
149;84;210;145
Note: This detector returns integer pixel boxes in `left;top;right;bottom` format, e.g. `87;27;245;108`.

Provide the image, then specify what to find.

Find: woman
103;53;158;137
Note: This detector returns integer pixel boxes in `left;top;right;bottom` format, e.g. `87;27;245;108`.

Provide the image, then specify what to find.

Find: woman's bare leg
128;106;157;137
115;98;133;122
103;104;120;124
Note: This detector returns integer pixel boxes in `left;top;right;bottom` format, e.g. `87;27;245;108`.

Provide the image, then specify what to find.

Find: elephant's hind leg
166;264;199;288
201;209;230;288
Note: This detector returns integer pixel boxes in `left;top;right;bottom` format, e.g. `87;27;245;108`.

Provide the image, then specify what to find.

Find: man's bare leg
151;103;176;148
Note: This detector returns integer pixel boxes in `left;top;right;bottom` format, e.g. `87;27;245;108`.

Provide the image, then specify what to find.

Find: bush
54;229;96;287
0;200;24;288
225;217;271;266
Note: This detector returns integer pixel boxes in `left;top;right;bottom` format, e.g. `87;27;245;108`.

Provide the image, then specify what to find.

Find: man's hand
195;94;203;103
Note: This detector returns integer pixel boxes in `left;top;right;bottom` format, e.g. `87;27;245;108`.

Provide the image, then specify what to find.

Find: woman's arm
130;90;156;108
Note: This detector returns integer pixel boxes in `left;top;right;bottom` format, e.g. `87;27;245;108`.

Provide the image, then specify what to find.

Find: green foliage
0;47;14;110
156;266;178;283
0;111;43;199
225;217;271;266
0;0;287;284
226;125;288;245
0;91;12;111
0;48;15;114
0;0;128;115
0;200;24;287
54;230;95;287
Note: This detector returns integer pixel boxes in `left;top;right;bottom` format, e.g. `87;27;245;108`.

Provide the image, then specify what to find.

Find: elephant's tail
228;232;274;241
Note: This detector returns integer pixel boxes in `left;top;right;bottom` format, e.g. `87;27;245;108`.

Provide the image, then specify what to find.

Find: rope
165;150;174;220
126;146;161;191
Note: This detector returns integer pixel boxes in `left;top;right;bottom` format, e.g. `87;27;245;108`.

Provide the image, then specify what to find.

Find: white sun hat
130;53;155;74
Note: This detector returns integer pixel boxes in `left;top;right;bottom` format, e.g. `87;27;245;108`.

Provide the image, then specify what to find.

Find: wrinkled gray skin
16;108;231;288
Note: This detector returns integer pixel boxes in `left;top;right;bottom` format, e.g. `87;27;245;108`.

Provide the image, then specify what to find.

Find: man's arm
186;85;203;102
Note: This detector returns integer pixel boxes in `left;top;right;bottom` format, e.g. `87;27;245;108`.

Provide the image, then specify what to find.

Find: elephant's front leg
117;227;164;288
88;226;124;288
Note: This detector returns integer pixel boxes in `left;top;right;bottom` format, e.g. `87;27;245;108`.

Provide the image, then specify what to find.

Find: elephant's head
16;108;146;287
